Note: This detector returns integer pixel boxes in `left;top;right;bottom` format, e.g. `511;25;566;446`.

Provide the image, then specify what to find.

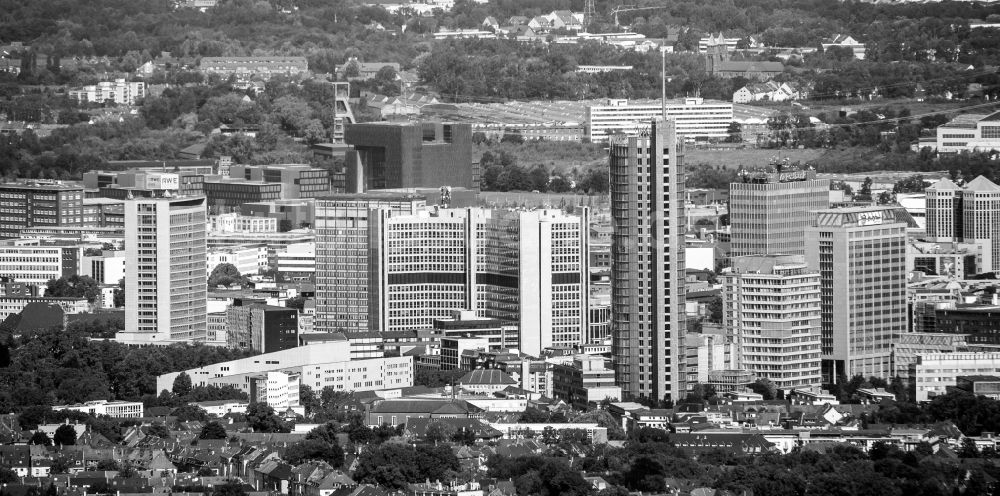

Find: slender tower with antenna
583;0;597;32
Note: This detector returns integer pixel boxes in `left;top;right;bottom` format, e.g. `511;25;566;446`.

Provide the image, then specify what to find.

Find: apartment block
723;254;822;389
68;79;146;105
551;355;622;410
120;196;208;343
198;57;309;79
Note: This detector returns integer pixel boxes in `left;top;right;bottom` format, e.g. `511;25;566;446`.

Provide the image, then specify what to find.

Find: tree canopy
45;275;101;303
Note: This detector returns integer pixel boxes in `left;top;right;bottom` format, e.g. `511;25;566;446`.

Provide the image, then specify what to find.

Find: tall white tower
119;196;208;344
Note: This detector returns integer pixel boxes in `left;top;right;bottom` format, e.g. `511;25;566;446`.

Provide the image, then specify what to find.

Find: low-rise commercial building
935;111;1000;153
911;352;1000;402
52;400;144;418
229;165;333;199
585;97;733;143
551;355;621;409
156;342;413;395
0;239;85;291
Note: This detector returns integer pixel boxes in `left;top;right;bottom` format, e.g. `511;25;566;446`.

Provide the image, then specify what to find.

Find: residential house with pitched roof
732;81;806;103
458;370;518;394
366;399;482;427
822;34;866;60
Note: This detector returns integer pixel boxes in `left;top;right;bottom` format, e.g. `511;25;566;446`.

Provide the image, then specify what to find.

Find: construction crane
609;5;663;27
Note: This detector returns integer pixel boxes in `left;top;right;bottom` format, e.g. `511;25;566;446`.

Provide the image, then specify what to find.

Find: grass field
479;191;608;208
685;148;827;169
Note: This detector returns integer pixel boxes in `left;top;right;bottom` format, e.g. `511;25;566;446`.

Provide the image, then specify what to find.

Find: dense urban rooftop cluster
3;0;1000;494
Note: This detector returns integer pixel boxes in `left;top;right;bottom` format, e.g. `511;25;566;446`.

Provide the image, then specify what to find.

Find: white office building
911;353;1000;402
0;240;84;291
935;111;1000;153
120;196;208;344
52;400;144;418
369;207;590;356
81;251;127;285
156;341;414;395
207;245;268;277
586;98;733;143
208;213;278;233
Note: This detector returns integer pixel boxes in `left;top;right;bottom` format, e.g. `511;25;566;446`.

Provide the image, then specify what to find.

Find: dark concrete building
226;298;299;353
344;122;476;192
936;305;1000;346
203;179;282;213
229;164;333;199
0;181;84;239
240;199;315;230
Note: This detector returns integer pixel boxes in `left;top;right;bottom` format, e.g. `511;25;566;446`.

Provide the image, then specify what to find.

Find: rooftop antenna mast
661;46;667;120
583;0;597;32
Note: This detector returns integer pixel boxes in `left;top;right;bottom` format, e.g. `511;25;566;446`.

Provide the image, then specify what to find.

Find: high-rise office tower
368;207;590;357
729;167;829;258
120;196;208;343
923;175;998;274
925;177;963;242
805;206;911;382
313;193;426;334
961;176;1000;270
723;254;822;389
610;119;687;403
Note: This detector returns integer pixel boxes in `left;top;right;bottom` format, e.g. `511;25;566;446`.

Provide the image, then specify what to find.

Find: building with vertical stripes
313;193;427;334
805;206;913;382
723;254;822;389
369;207;590;357
119;195;208;343
609;119;687;403
729;167;829;258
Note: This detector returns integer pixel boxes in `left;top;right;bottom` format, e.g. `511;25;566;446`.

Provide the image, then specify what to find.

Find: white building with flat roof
0;296;90;321
935;111;1000;153
911;353;1000;402
189;400;248;417
156;341;413;395
52;400;144;418
68;79;146;106
0;239;85;291
81;251;127;285
585;98;733;143
207;245;268;277
119;196;208;344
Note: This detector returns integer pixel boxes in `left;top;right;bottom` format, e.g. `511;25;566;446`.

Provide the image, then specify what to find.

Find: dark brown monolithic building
344;122;477;192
